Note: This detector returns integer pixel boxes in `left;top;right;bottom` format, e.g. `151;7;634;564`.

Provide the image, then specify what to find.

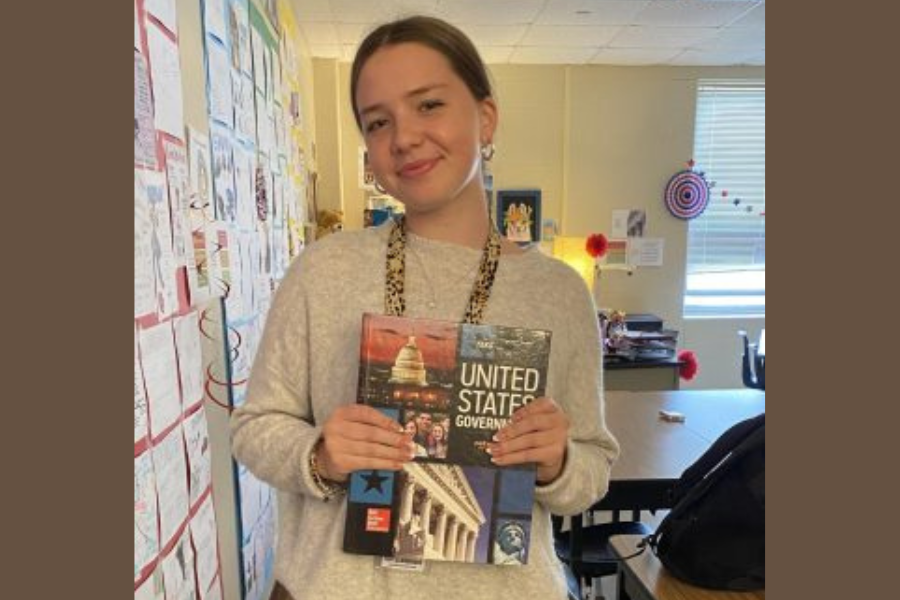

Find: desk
611;536;764;600
604;390;766;508
605;358;683;392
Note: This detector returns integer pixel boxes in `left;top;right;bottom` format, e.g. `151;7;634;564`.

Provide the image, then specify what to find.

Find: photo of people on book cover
344;314;552;565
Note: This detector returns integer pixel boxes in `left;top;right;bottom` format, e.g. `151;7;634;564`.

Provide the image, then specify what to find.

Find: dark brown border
4;2;132;598
771;2;900;598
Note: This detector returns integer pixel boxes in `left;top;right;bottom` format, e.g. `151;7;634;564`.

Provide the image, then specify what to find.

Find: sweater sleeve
229;257;334;501
533;276;620;516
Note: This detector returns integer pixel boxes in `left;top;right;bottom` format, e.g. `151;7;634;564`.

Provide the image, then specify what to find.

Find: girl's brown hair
350;16;493;130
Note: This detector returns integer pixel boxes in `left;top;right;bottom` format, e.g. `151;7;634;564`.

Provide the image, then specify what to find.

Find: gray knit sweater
231;223;620;600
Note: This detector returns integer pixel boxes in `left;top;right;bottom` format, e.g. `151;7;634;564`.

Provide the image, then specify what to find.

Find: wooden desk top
611;536;764;600
605;390;766;481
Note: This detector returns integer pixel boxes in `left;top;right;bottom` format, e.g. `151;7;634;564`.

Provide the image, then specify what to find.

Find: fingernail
484;445;493;455
492;433;501;442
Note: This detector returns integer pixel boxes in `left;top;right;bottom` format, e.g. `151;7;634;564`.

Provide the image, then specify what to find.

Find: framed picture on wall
497;189;541;244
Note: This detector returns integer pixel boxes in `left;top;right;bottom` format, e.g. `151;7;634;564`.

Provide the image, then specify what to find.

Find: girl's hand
488;397;569;484
316;405;416;482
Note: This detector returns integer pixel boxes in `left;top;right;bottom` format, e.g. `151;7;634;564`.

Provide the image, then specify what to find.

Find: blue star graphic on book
362;470;388;493
349;469;394;505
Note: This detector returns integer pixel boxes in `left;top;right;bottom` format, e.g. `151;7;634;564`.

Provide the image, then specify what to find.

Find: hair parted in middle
349;15;494;130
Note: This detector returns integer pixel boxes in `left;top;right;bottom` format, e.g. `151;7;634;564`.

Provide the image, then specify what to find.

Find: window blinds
685;80;765;318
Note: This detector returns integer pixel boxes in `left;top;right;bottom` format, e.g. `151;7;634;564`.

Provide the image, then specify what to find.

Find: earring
480;142;496;162
374;181;387;194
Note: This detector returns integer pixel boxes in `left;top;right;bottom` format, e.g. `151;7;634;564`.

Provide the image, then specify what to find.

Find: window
684;80;765;318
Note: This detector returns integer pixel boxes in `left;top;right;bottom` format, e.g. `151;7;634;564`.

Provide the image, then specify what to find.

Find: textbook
343;313;552;566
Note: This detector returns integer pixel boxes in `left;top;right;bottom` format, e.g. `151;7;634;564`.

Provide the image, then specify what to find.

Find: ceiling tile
327;0;389;23
461;25;529;46
393;0;442;18
610;25;719;48
589;46;683;65
292;0;767;66
668;46;761;66
521;25;622;47
634;0;757;28
289;0;333;22
336;22;370;45
536;0;652;26
707;25;765;50
510;45;598;64
728;1;765;27
435;0;546;25
299;22;340;46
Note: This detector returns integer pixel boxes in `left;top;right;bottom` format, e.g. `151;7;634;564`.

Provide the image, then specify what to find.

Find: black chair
552;484;656;600
739;330;764;390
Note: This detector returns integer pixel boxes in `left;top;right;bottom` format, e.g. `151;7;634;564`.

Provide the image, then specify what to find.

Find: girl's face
404;420;417;436
355;43;497;218
431;424;444;440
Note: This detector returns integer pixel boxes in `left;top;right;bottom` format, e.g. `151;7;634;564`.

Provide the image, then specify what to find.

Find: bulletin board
134;0;312;598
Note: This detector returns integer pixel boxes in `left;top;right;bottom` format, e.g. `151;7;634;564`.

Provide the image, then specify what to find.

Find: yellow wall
312;61;765;388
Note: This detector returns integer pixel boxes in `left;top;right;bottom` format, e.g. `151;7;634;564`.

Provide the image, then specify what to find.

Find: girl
231;15;619;600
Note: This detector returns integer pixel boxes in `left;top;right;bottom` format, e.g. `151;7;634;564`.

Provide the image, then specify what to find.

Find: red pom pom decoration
585;233;609;258
677;349;699;381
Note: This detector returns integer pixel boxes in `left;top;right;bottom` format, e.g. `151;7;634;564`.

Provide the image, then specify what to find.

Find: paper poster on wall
205;222;225;299
139;321;181;439
135;172;157;317
251;25;265;93
145;0;178;35
627;237;665;267
358;147;375;190
134;568;165;600
187;128;216;302
235;74;256;143
182;405;213;506
173;311;204;410
206;39;235;128
231;0;252;75
603;239;628;266
145;22;185;139
153;425;190;547
135;330;149;445
134;51;157;169
612;209;647;239
204;0;227;42
204;576;223;600
233;142;255;229
163;139;194;273
210;126;237;222
160;528;198;600
144;169;180;317
190;492;220;593
134;450;159;581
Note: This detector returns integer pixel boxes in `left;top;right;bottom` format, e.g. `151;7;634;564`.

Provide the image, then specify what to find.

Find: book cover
343;313;552;566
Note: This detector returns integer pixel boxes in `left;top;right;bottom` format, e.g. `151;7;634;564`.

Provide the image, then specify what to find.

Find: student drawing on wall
627;209;646;237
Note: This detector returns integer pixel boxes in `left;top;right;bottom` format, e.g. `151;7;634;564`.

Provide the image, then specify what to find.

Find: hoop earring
374;181;387;194
480;142;496;162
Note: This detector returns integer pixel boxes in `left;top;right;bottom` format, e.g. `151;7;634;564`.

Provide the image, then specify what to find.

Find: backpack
644;412;765;590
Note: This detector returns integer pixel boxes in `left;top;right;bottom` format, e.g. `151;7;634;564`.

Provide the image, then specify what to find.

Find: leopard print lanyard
385;215;501;325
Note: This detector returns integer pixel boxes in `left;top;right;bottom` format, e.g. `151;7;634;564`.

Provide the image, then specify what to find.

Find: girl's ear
478;97;498;145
